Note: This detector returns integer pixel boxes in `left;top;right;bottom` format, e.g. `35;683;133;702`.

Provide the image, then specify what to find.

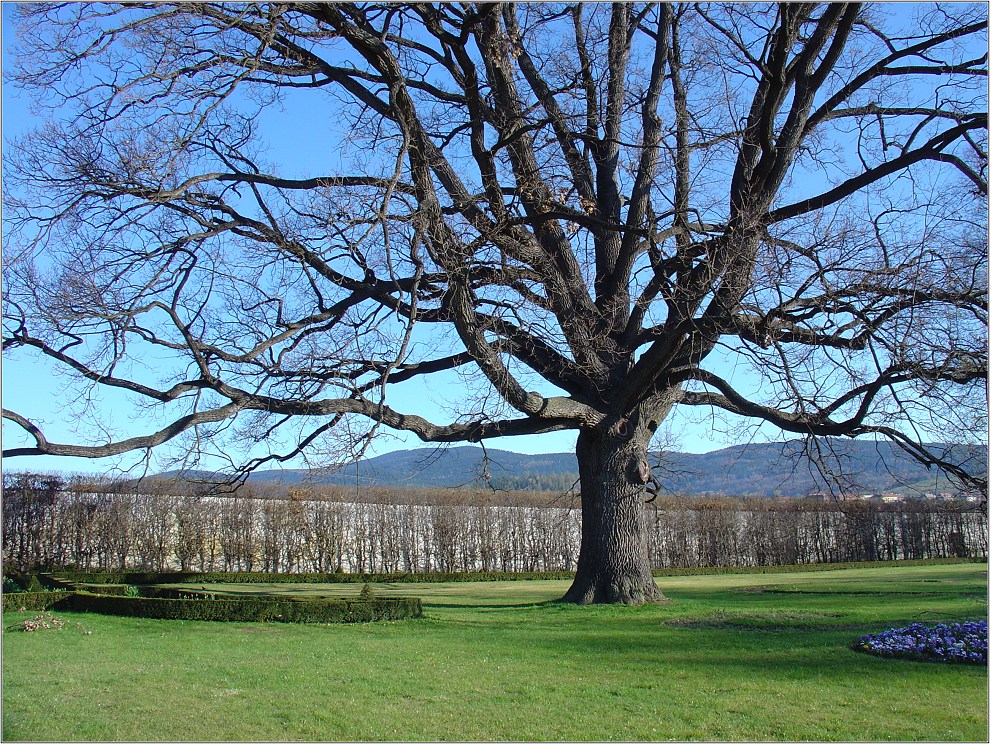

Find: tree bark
561;415;665;604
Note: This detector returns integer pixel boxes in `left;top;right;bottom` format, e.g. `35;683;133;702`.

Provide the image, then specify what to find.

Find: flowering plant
854;620;987;664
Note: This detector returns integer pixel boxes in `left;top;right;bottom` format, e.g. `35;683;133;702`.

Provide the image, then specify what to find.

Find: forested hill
237;440;984;497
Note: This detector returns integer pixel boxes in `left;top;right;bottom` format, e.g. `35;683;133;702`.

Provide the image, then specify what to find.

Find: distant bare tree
175;498;205;571
132;490;175;571
3;4;986;601
2;472;64;570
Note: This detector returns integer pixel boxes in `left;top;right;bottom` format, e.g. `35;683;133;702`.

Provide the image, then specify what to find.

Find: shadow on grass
422;600;556;609
505;619;987;680
165;588;558;610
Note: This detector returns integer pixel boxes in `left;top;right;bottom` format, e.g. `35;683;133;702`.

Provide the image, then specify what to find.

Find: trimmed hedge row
48;569;577;585
650;557;986;577
3;587;421;623
35;574;78;591
62;592;422;623
4;575;423;623
47;557;982;587
2;591;70;612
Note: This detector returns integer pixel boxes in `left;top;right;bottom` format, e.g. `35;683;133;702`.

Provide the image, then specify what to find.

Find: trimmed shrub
2;591;71;612
64;592;422;624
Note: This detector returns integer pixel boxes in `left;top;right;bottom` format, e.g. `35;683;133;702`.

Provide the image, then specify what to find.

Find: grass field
2;562;987;741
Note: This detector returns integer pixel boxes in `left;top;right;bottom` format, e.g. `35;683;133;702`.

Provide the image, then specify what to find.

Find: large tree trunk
561;415;665;604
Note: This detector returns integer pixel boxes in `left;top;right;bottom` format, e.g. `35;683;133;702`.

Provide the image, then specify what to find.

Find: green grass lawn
3;562;987;741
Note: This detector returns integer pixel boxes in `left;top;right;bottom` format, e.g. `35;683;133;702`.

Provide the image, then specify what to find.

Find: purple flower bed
853;620;987;664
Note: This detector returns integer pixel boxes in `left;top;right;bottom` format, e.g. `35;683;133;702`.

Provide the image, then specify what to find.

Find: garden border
42;557;984;587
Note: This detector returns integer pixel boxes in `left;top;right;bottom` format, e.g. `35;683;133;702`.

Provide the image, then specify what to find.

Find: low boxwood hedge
2;591;71;612
3;584;421;624
64;591;422;623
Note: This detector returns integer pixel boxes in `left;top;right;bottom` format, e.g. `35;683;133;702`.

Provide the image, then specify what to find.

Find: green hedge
3;586;422;623
650;557;986;577
3;574;47;592
36;574;78;591
48;558;982;587
49;570;577;585
2;591;71;612
73;583;136;596
64;592;422;623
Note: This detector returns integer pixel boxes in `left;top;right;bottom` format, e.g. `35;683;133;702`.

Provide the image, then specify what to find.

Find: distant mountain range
159;439;985;498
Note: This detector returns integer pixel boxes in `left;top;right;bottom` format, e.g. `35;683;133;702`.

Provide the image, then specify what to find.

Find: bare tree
3;3;986;602
2;472;64;571
218;494;258;572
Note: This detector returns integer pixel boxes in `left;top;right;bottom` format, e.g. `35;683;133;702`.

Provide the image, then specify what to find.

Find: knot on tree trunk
631;458;651;484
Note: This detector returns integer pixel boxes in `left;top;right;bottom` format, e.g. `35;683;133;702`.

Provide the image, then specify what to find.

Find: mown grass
3;562;987;741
